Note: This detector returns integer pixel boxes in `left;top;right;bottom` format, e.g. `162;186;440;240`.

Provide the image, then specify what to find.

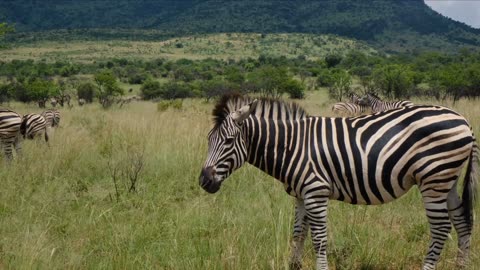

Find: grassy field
0;90;479;269
0;33;377;63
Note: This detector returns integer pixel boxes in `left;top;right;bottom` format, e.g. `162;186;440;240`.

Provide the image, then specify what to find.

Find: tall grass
0;91;479;269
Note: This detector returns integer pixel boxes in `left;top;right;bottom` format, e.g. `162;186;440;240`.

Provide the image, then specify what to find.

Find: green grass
0;90;479;269
0;33;377;63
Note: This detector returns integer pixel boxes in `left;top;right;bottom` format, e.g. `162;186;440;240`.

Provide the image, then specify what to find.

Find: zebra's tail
462;139;479;226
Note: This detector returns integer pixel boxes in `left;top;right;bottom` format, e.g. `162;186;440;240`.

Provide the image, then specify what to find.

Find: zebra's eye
225;137;235;144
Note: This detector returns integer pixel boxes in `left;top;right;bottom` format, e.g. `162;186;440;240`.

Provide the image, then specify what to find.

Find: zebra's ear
232;99;258;123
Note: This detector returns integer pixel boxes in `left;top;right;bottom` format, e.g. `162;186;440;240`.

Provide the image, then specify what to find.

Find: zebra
41;109;60;128
20;114;49;143
360;93;413;113
199;94;478;270
0;109;22;160
78;98;86;106
331;102;369;116
332;93;370;116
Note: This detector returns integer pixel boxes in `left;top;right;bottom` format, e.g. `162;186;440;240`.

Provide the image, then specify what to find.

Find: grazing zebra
20;114;49;143
41;109;60;128
0;109;22;160
360;93;413;113
331;93;369;116
199;94;478;270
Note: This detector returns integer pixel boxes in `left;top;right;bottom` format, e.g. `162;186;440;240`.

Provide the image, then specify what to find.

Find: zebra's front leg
305;195;329;270
289;199;309;270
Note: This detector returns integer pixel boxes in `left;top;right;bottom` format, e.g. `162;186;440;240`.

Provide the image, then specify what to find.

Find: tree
372;64;414;99
140;79;162;100
248;66;290;98
0;23;14;37
77;82;96;103
25;78;58;107
328;69;351;101
94;70;123;108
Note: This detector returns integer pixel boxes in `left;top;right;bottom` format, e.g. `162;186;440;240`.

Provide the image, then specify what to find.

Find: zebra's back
21;113;47;140
0;109;22;137
311;105;473;205
332;102;367;116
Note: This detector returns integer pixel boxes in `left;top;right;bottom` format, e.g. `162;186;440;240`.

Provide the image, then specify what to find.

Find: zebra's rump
21;114;47;139
318;105;474;204
0;110;22;137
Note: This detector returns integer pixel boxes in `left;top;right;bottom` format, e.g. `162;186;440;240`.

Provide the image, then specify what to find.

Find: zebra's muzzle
199;166;221;194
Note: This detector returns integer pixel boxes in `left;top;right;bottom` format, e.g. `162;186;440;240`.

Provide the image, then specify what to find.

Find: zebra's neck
243;117;313;194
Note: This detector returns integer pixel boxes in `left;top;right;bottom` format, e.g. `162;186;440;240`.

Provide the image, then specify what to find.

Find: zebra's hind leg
447;184;472;267
421;192;452;270
289;199;309;270
13;135;22;157
305;194;329;270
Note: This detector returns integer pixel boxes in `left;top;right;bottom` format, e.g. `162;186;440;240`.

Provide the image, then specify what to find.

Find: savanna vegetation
2;0;480;52
0;91;479;269
1;8;480;267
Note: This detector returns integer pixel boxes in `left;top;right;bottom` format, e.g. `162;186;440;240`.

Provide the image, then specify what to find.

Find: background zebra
0;109;22;160
331;92;369;116
199;94;478;270
20;113;49;143
41;109;60;128
360;93;413;113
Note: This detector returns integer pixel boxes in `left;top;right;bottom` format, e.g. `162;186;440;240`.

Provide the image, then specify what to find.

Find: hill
1;0;480;52
0;33;378;63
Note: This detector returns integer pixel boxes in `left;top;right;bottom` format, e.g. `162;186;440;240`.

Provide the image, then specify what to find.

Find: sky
425;0;480;28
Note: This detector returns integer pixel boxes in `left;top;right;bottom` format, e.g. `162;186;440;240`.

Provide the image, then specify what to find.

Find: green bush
77;82;96;103
140;79;162;100
283;79;305;99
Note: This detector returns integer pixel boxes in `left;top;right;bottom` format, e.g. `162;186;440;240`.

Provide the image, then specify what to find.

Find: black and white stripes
0;109;22;160
199;94;478;270
360;93;413;113
20;113;49;143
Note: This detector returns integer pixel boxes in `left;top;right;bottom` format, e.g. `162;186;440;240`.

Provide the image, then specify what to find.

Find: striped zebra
360;93;414;113
0;109;22;160
332;93;370;116
20;114;49;143
331;102;369;116
42;109;60;128
199;94;478;270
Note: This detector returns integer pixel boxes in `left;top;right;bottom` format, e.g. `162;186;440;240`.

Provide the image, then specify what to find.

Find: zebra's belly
330;174;416;205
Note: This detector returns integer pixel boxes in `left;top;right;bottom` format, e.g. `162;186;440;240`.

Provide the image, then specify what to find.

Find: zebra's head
200;98;258;194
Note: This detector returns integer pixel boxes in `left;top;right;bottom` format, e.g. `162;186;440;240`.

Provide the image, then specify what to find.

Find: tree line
1;48;480;107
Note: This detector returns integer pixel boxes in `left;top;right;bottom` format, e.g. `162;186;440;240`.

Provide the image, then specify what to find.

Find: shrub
283;79;305;99
77;82;96;103
140;79;162;100
157;99;183;112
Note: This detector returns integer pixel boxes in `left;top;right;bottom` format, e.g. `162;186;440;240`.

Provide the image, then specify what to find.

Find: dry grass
0;91;478;269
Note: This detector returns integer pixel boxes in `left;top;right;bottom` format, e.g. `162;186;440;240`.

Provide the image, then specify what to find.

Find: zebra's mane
212;94;308;129
368;92;382;100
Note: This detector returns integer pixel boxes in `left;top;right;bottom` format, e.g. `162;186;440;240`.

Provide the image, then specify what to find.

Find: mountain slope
1;0;479;52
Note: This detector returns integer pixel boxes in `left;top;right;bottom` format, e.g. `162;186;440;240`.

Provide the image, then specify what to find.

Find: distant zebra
332;93;369;116
349;92;361;104
41;109;60;129
199;94;478;270
360;93;413;113
78;98;86;106
331;102;368;116
0;109;22;160
20;114;49;143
